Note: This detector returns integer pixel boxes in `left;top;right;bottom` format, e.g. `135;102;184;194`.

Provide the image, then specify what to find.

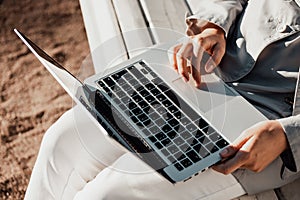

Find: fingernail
221;148;228;156
205;64;215;73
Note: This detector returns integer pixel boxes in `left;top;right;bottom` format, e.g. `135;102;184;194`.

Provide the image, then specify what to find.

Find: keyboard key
123;72;133;80
152;77;163;85
163;112;173;121
133;94;143;103
179;143;190;152
162;99;172;107
155;118;166;126
198;147;209;158
174;162;184;171
186;150;201;163
145;95;155;103
173;111;182;119
180;117;190;125
167;155;176;163
116;91;126;98
128;79;139;86
119;104;126;110
142;129;151;137
161;149;170;156
142;106;151;113
103;77;115;87
140;89;150;97
186;123;198;132
202;126;209;134
149;136;157;143
196;118;209;129
216;139;229;149
157;107;167;115
156;94;167;101
168;105;178;113
167;130;177;139
140;77;150;85
98;80;105;87
168;118;179;127
181;131;192;139
137;113;148;122
168;145;179;154
117;78;126;86
150;88;160;96
174;152;186;161
149;126;160;134
121;96;130;104
142;119;151;126
161;138;171;146
155;132;166;140
209;132;222;141
174;137;184;146
181;158;192;168
132;107;142;115
155;142;163;149
128;102;137;110
121;83;132;92
145;83;155;91
131;115;139;123
112;69;127;81
186;137;198;146
198;136;211;145
194;130;204;139
129;66;143;79
112;85;121;93
138;100;148;108
162;124;172;133
149;112;160;121
205;142;217;153
140;68;149;74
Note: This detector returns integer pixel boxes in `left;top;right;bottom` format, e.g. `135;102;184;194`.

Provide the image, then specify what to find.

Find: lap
27;106;246;199
75;152;245;200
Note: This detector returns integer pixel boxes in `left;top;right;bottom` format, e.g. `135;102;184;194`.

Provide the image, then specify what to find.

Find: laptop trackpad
171;74;236;113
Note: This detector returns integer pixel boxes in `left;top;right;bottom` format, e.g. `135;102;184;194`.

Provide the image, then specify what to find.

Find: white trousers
24;106;246;200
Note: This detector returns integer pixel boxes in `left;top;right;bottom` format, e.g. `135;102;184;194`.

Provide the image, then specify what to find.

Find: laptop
15;29;267;183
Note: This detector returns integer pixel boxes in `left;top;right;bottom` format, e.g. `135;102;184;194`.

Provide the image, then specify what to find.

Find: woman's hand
212;120;288;174
170;22;226;88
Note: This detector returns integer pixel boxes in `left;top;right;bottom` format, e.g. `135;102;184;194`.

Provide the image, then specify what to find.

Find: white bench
78;0;299;199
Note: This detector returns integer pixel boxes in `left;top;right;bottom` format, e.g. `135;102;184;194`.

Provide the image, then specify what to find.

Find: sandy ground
0;0;89;198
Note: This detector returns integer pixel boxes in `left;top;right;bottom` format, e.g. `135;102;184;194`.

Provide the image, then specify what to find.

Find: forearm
186;0;247;36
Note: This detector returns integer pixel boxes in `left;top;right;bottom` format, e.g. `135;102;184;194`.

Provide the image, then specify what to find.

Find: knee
39;109;77;159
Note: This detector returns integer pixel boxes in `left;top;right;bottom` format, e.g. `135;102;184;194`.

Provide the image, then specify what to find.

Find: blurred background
0;0;89;198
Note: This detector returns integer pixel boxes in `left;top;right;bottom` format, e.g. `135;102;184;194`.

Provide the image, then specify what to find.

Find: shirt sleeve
185;0;248;37
277;115;300;173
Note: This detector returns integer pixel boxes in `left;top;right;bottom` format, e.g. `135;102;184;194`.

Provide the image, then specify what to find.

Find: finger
212;150;248;175
219;145;239;158
171;44;182;72
177;43;193;82
219;130;253;158
205;43;225;73
191;40;206;87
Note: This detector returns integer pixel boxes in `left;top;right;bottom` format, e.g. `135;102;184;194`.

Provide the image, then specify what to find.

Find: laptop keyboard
97;61;229;171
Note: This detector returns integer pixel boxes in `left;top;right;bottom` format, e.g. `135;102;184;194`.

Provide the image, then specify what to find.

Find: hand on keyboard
169;22;226;88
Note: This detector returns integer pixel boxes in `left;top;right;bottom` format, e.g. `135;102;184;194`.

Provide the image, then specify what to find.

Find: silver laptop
15;29;267;183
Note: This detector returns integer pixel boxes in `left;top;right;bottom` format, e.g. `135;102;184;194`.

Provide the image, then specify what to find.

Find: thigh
25;106;126;200
74;152;245;200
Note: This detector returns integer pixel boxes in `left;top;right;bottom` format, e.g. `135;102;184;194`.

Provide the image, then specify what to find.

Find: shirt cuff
186;14;229;37
277;115;300;173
